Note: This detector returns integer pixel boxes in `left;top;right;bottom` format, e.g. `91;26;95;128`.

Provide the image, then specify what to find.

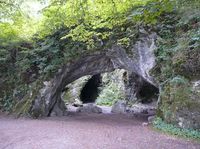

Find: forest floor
0;111;200;149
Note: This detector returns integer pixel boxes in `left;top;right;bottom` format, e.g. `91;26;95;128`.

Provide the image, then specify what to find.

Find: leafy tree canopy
0;0;177;45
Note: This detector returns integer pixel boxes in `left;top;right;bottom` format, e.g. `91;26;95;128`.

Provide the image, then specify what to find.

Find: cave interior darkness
79;73;159;104
137;81;159;103
80;74;102;103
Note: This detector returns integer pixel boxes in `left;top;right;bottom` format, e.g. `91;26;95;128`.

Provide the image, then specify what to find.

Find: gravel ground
0;112;200;149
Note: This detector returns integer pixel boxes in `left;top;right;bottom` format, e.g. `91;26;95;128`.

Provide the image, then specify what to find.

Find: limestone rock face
62;76;90;104
31;52;115;117
124;72;158;103
127;103;156;115
50;98;67;117
123;72;140;102
111;100;127;114
30;32;158;118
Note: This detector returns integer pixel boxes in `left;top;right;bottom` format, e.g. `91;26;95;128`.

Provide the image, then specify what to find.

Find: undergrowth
153;117;200;141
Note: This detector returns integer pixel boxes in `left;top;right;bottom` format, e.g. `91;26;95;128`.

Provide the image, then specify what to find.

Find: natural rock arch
31;33;158;118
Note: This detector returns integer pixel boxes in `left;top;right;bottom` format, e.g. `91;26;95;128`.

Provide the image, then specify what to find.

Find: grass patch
153;117;200;141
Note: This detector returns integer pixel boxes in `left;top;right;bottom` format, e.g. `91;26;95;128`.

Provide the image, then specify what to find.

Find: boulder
148;116;155;124
126;103;156;115
77;103;102;113
111;100;127;114
72;99;83;107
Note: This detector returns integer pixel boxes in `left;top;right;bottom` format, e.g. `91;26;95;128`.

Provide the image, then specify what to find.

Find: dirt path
0;112;199;149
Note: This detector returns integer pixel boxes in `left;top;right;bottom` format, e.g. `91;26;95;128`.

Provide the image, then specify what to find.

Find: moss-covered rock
173;48;200;79
159;77;200;129
13;80;44;117
62;76;90;104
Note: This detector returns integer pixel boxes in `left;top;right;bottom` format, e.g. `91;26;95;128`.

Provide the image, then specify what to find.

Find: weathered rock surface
124;72;159;103
77;103;102;113
50;98;67;117
148;116;156;124
126;102;156;115
30;32;158;118
62;76;90;104
111;100;127;114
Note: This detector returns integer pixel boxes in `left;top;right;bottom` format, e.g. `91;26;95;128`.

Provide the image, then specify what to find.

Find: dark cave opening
137;81;159;104
80;74;102;103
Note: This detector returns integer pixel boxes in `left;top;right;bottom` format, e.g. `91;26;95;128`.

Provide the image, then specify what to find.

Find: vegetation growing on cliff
0;0;169;111
0;0;199;121
149;0;200;129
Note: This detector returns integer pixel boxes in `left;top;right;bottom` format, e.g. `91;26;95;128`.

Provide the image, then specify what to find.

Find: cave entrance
80;74;102;103
137;81;159;104
63;70;159;107
49;70;160;116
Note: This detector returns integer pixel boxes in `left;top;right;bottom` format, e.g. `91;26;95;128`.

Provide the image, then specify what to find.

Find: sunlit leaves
0;0;43;45
37;0;175;47
0;0;175;47
130;0;174;24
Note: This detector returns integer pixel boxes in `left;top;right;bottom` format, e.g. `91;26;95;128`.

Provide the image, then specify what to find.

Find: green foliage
96;82;125;106
151;1;200;82
0;1;40;46
38;0;175;47
153;117;200;140
96;70;125;106
0;82;30;112
0;94;14;111
131;0;173;24
157;75;200;131
159;77;191;122
117;37;131;47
